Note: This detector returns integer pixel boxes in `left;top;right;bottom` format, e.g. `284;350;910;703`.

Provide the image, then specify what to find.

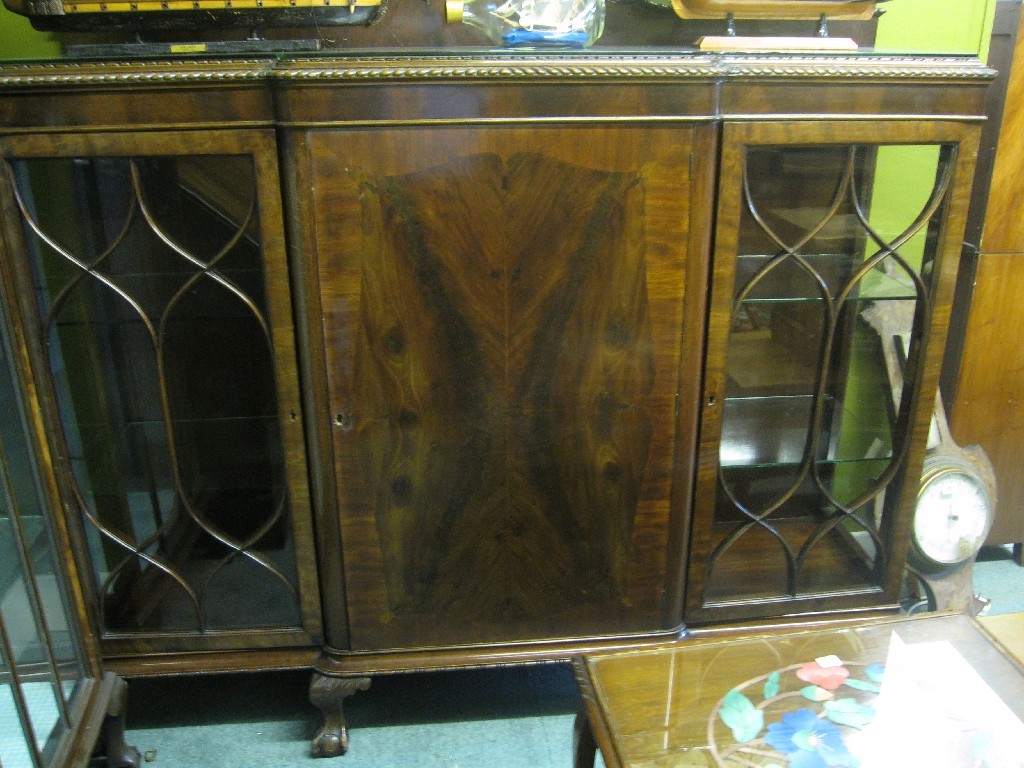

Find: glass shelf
720;394;893;469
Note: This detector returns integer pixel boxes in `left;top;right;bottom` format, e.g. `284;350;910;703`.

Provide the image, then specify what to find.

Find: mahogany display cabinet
0;51;991;756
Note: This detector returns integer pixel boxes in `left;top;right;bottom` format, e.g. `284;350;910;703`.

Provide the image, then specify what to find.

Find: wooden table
573;613;1024;768
980;612;1024;663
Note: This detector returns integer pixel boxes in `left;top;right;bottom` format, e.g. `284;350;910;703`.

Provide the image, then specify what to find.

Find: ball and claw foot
312;726;347;759
309;673;371;758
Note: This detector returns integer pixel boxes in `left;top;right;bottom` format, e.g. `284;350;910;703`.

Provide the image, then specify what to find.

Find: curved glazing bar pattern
708;142;955;604
5;156;302;635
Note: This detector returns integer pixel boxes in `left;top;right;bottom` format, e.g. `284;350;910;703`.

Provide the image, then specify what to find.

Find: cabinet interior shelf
720;394;892;470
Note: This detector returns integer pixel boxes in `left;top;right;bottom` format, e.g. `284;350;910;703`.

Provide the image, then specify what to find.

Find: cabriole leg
309;673;371;757
101;674;142;768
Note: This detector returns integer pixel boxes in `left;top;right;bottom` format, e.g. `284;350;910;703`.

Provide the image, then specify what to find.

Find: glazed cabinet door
687;121;980;624
0;130;322;660
300;124;712;650
0;285;126;768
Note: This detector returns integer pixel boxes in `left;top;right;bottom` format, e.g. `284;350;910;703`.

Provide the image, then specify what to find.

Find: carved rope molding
275;53;996;82
275;55;722;81
0;59;276;87
720;54;997;80
0;54;995;88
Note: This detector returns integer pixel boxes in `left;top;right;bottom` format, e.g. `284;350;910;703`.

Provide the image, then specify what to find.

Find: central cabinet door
306;125;709;650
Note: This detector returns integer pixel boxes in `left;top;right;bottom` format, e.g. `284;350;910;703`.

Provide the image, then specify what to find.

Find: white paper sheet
851;632;1024;768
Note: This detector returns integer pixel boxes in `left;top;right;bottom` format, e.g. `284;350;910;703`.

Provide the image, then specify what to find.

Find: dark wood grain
309;125;700;649
721;81;989;120
0;82;275;132
977;4;1024;256
275;81;718;126
951;253;1024;547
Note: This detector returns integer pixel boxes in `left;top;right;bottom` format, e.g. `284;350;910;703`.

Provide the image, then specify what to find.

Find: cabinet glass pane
707;143;953;604
1;299;85;768
5;155;302;634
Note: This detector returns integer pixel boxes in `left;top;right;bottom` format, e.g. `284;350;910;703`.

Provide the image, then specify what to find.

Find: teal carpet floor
974;544;1024;614
121;664;581;768
110;549;1024;768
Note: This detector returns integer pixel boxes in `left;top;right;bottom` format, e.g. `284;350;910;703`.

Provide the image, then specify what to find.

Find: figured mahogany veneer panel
308;125;703;650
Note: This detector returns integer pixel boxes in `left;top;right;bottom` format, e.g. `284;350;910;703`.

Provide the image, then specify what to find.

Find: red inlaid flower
796;662;850;690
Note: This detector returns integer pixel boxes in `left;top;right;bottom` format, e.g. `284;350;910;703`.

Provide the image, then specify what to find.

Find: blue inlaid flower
764;709;859;768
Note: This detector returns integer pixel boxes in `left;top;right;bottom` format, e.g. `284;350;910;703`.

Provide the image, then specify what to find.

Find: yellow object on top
670;0;876;20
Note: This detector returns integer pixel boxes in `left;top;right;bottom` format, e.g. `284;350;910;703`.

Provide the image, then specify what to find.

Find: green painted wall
866;0;997;280
864;0;998;303
876;0;997;58
0;6;61;60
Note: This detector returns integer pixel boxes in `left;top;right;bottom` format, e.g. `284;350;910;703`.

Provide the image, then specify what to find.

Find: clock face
913;469;992;567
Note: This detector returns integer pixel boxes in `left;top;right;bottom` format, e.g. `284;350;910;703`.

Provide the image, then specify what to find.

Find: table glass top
580;614;1024;768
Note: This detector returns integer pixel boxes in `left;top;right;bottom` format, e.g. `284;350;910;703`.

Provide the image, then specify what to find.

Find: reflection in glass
5;155;302;635
1;292;84;767
708;144;955;604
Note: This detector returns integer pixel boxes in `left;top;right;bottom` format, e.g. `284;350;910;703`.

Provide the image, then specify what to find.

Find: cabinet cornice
0;53;995;89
